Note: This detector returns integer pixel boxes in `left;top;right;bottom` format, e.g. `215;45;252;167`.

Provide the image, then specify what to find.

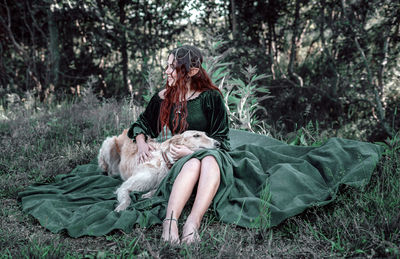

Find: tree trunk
267;21;276;79
47;8;60;88
119;0;128;93
287;0;303;86
230;0;237;39
319;0;339;97
340;0;393;137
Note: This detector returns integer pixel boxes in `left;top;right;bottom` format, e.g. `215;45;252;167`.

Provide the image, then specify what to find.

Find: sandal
162;218;180;244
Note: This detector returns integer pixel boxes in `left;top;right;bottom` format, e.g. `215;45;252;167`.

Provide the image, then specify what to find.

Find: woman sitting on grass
19;44;383;246
128;45;230;244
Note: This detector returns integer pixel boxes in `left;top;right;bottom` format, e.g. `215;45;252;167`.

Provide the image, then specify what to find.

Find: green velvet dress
18;90;384;237
128;90;231;150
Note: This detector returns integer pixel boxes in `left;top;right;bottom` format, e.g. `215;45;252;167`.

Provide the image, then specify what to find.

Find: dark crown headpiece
171;45;203;73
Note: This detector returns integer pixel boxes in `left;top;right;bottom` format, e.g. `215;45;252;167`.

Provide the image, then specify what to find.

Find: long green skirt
18;129;383;237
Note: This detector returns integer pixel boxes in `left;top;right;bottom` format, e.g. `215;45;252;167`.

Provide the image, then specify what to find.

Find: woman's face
165;54;177;86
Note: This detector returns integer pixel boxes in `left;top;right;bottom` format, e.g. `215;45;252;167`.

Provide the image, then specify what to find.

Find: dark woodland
1;0;399;140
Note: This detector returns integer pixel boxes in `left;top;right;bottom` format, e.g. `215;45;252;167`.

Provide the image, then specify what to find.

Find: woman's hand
170;144;194;161
136;134;155;164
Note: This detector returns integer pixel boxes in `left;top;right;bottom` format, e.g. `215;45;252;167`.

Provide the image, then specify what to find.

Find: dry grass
0;91;399;258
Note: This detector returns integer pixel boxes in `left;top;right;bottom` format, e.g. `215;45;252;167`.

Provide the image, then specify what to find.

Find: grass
0;91;399;258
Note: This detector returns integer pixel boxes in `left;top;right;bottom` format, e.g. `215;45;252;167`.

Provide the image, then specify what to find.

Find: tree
0;0;189;101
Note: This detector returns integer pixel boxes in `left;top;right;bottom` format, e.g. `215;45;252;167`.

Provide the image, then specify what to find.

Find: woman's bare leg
182;155;220;244
162;158;201;243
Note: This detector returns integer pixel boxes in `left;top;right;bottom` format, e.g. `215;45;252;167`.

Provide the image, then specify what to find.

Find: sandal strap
163;218;178;223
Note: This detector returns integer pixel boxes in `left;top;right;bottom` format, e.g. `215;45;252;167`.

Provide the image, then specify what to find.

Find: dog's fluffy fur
98;129;219;211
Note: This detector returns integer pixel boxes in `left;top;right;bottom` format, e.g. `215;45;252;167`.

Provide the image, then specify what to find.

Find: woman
127;45;230;244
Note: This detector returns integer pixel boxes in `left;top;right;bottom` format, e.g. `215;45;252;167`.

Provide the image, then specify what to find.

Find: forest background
1;0;399;140
0;0;399;258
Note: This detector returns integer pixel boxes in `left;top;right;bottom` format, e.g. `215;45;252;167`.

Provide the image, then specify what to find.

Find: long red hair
160;46;221;135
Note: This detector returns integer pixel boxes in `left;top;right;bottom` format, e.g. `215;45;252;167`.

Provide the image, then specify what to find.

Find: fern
202;38;272;132
225;65;271;132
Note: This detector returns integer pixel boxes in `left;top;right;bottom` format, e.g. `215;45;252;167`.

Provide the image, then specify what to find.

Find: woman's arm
127;92;162;141
128;92;162;162
203;90;231;151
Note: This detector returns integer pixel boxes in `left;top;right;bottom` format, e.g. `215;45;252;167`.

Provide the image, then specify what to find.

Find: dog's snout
214;141;221;148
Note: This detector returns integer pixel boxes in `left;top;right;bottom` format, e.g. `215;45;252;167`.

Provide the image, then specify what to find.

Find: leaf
251;74;270;82
218;76;226;89
230;78;246;88
258;95;274;102
213;41;226;49
375;142;389;150
214;62;234;68
300;134;308;146
212;67;228;81
288;136;299;145
255;87;270;94
228;95;241;104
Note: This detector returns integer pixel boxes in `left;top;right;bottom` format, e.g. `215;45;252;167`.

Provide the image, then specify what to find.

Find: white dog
98;129;219;212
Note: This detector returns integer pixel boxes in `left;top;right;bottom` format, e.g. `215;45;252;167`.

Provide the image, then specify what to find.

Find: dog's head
167;130;220;151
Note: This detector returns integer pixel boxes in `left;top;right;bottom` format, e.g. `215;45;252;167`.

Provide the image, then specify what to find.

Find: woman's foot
161;218;180;244
181;219;200;245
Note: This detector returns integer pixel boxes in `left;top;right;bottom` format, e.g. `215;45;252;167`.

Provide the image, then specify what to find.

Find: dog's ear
169;135;183;145
114;137;121;154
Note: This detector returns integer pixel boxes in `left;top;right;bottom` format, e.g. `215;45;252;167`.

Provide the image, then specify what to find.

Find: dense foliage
1;0;399;140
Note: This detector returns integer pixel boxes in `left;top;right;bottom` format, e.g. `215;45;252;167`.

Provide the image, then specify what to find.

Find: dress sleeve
203;90;231;151
127;93;162;141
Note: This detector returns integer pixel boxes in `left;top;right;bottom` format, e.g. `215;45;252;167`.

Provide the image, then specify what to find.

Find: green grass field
0;93;399;258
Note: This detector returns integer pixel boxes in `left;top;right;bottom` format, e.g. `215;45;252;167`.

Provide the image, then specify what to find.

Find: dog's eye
193;134;201;138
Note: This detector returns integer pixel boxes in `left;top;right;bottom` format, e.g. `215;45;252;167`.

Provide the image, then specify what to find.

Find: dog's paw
141;190;156;199
114;203;129;212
